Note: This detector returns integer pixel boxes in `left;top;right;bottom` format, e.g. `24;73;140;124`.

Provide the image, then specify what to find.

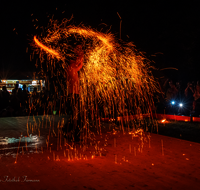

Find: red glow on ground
1;129;200;189
102;114;200;123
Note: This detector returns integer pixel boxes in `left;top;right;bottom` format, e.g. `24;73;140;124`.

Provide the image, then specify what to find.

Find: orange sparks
34;36;61;59
32;17;160;138
68;27;113;50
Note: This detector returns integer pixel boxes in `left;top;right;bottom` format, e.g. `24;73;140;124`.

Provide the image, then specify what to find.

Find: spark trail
32;18;159;135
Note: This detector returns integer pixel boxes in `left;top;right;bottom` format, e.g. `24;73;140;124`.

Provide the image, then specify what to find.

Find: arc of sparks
68;27;113;50
34;36;61;59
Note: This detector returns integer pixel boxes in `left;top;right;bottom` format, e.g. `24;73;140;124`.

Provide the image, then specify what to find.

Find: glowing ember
161;119;166;123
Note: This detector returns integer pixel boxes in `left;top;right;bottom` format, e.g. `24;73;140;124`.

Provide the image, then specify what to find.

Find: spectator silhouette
192;81;200;115
22;84;30;111
15;83;19;93
31;87;39;115
165;80;178;102
17;88;23;106
40;87;48;114
9;89;20;116
0;89;2;111
176;81;184;100
184;82;194;115
1;86;10;110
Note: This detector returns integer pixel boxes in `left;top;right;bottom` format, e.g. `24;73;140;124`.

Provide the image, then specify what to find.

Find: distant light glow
32;80;37;85
179;103;183;107
171;101;175;105
161;119;166;123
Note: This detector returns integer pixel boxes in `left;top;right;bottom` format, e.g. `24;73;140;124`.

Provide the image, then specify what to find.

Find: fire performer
64;45;84;141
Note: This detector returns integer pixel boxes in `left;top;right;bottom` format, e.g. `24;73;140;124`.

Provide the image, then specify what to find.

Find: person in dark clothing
15;84;19;93
0;89;2;112
184;82;194;115
40;87;48;114
1;86;10;110
9;89;20;116
31;87;39;115
22;84;30;112
16;88;24;115
17;88;23;104
192;81;200;116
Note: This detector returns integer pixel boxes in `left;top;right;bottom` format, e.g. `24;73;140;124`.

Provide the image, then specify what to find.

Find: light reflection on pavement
0;115;68;158
0;135;45;157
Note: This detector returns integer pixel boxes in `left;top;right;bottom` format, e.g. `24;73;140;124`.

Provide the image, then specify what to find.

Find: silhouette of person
1;86;10;110
185;82;194;115
65;45;84;141
193;81;200;115
22;84;30;111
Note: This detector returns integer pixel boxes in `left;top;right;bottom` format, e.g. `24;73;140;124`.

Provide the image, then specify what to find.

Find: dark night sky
1;1;200;82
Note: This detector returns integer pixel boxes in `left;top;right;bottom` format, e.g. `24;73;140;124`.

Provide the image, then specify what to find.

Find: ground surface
157;120;200;143
0;116;200;190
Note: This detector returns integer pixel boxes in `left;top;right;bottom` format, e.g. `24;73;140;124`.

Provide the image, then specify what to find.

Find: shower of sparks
31;18;160;135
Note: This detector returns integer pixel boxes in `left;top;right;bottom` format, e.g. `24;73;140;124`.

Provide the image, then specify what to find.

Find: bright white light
32;80;37;85
171;101;175;105
179;103;183;107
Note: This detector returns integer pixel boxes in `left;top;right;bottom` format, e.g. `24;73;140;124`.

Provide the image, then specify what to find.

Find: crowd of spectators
157;79;200;116
1;79;200;118
0;84;50;117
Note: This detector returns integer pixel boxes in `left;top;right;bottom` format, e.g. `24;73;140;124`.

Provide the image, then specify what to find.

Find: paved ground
156;120;200;143
0;115;69;137
0;115;69;157
0;118;200;190
1;115;200;158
